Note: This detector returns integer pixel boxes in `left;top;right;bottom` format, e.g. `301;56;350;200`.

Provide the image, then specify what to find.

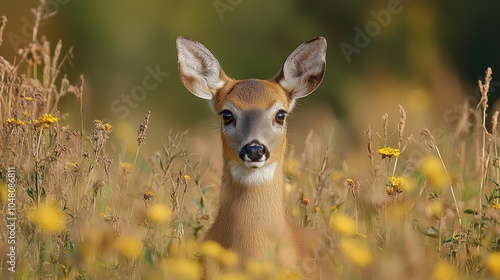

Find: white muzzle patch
230;162;276;186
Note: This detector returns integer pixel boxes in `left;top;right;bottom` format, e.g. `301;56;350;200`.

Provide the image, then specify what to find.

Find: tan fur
175;36;327;279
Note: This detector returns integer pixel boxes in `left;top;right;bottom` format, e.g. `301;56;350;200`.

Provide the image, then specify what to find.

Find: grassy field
1;5;500;280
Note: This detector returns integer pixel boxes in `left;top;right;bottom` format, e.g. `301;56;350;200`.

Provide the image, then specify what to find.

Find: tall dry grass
1;2;500;279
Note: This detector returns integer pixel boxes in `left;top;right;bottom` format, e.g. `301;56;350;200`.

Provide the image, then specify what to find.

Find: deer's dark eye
275;110;287;125
220;110;234;124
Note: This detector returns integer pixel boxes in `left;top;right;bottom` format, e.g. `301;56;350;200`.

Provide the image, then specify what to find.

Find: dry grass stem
382;113;389;145
366;125;378;180
492;111;499;138
134;110;151;165
420;128;436;152
0;16;7;47
32;0;46;43
397;104;406;149
137;110;151;146
478;67;492;111
478;68;493;220
420;127;462;225
455;100;472;139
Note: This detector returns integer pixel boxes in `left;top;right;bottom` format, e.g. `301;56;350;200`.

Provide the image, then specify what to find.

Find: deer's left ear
275;37;327;100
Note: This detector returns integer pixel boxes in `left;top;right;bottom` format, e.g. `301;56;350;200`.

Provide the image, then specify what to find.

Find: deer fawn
176;36;327;278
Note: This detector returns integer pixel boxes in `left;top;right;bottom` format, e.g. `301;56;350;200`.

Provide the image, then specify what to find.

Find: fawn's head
176;37;326;184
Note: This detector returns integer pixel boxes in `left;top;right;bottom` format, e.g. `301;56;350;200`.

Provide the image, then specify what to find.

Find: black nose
239;141;269;162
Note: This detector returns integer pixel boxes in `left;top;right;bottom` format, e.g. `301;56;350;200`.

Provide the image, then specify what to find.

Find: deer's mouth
243;159;266;168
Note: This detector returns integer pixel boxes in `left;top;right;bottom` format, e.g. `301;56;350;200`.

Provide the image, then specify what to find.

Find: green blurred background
2;0;500;159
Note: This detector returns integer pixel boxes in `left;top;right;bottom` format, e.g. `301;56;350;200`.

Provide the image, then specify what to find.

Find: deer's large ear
275;37;327;100
176;36;227;100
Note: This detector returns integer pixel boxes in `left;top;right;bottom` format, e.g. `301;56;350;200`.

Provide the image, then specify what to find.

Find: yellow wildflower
276;269;303;280
23;110;30;117
389;176;401;187
386;201;411;223
346;177;359;190
143;191;155;201
147;203;171;224
491;204;500;209
115;235;143;260
329;212;356;236
426;200;443;218
301;197;310;207
218;273;248;280
120;162;133;173
162;258;202;280
245;260;275;276
430;261;458;280
218;250;239;267
93;119;112;131
170;238;199;259
28;201;66;234
485;252;500;277
39;113;59;124
385;186;392;194
388;176;402;192
104;123;112;131
199;240;238;267
386;176;410;196
400;177;415;193
199;240;224;258
378;147;401;159
339;238;372;267
25;96;33;101
419;155;450;191
5;118;26;127
115;121;136;154
183;174;191;182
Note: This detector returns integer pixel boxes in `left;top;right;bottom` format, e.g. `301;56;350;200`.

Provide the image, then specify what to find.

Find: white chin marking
244;161;266;168
230;162;276;186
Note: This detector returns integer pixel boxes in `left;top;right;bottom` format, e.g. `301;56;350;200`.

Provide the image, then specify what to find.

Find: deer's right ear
176;36;227;100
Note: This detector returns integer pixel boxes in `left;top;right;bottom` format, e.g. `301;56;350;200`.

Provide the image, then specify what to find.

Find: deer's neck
222;160;286;218
207;160;294;259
